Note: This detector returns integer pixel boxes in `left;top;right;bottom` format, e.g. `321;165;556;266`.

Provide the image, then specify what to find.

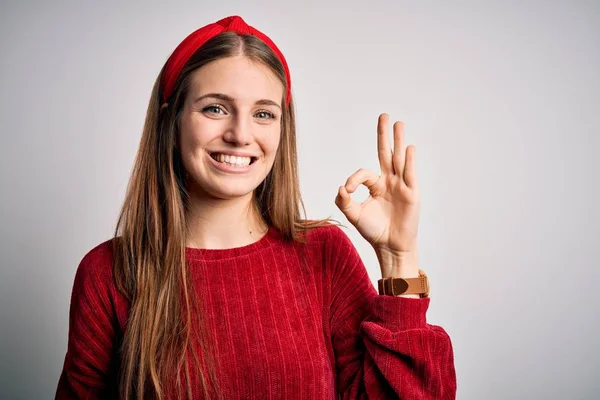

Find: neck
185;190;268;250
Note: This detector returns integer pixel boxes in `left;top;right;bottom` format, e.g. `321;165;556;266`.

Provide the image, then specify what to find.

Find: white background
1;0;599;398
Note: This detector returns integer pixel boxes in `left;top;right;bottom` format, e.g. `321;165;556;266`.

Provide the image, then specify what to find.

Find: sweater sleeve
55;241;120;399
326;226;457;399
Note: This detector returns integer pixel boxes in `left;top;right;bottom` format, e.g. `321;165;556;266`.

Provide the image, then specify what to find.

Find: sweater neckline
185;225;280;260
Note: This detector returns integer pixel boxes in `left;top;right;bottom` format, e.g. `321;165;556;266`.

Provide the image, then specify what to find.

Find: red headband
161;15;291;106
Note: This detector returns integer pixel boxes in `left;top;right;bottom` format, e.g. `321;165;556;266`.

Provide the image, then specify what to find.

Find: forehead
188;56;284;104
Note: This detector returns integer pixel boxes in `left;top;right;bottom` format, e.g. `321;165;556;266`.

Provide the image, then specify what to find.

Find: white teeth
213;153;252;166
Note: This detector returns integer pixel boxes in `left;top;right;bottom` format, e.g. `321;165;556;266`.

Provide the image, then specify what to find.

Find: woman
56;15;456;399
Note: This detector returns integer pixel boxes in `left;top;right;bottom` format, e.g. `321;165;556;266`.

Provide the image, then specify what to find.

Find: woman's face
178;55;284;201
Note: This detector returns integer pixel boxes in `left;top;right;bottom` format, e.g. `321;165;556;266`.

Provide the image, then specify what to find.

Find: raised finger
392;121;406;177
404;145;419;189
377;113;393;174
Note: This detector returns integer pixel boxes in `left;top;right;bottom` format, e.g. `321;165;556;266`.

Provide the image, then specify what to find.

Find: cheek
265;127;282;155
261;131;281;173
179;117;214;152
178;116;194;150
178;122;208;172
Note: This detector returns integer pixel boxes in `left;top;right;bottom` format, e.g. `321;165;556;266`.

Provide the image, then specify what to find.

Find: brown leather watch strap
378;269;429;297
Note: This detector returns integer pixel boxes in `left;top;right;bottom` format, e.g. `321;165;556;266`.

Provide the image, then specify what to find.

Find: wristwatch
378;269;430;298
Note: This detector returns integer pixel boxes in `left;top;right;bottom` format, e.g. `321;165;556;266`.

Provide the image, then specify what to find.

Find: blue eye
255;110;275;119
203;105;225;115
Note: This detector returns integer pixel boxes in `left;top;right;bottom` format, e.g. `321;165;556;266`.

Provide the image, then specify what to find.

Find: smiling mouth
209;152;258;166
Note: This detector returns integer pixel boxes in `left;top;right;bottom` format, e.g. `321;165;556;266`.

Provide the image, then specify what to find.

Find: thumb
335;185;360;225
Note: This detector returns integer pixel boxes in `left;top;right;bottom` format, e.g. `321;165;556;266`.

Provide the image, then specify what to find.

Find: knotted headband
161;15;292;106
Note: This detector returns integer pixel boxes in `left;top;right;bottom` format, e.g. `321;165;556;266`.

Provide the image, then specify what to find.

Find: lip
207;152;256;174
208;150;259;158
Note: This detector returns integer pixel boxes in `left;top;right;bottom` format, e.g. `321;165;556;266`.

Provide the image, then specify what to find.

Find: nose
223;114;253;146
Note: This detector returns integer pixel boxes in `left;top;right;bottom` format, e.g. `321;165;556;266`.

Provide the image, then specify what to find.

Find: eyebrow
193;93;281;109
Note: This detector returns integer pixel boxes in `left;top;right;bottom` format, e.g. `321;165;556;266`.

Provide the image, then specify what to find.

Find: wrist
376;246;420;279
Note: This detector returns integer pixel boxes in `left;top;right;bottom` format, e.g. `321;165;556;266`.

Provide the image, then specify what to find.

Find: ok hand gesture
335;114;421;256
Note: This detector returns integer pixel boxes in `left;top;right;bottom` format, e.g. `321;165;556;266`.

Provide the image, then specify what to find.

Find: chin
201;181;258;200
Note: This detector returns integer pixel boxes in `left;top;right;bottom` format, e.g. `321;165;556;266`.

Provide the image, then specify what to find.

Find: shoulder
73;238;116;290
301;223;358;258
300;223;367;288
303;223;353;245
70;238;130;332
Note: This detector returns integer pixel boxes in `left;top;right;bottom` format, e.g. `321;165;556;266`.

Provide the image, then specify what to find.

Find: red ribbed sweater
56;225;456;399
